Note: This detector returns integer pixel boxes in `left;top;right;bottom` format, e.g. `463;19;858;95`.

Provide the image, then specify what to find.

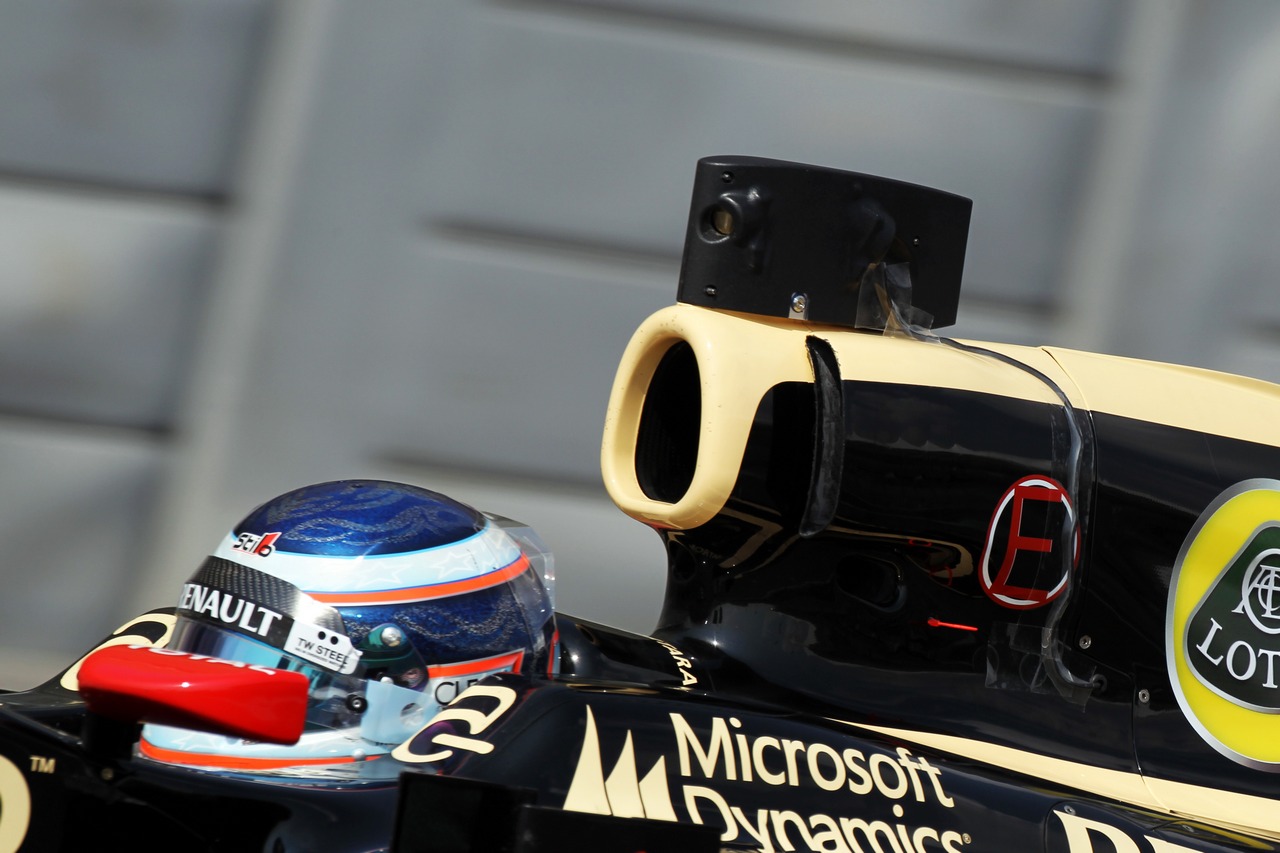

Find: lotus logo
563;706;677;821
1168;479;1280;769
1242;553;1280;634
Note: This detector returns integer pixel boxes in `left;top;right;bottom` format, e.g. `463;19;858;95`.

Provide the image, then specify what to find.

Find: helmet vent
635;341;701;503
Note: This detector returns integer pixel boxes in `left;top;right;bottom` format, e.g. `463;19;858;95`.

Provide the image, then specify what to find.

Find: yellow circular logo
1168;479;1280;769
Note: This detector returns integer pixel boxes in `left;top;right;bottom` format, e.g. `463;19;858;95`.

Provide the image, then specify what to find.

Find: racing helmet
139;480;557;772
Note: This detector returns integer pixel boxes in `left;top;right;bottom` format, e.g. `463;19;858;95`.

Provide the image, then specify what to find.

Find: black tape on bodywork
801;336;845;537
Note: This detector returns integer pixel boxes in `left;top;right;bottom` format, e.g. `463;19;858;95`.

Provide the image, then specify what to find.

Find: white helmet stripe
309;555;530;607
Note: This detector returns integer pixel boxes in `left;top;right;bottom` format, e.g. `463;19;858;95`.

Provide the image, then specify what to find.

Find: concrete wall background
0;0;1277;686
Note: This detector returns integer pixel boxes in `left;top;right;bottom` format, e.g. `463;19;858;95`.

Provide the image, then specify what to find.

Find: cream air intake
601;304;822;531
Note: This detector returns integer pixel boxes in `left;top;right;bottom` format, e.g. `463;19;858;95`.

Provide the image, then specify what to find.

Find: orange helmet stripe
138;737;380;771
428;650;525;679
307;554;531;606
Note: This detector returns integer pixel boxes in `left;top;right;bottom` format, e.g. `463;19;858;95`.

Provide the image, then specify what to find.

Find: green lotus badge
1168;479;1280;769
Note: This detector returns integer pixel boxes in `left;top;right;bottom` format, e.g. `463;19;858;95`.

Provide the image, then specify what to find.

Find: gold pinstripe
840;719;1280;841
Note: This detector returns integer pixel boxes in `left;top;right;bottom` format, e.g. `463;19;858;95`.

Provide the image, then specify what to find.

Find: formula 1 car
1;156;1279;853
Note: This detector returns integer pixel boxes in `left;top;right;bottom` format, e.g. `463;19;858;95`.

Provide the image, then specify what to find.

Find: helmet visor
166;616;369;733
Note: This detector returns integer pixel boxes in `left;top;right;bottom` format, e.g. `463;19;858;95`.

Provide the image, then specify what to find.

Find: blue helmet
140;480;557;772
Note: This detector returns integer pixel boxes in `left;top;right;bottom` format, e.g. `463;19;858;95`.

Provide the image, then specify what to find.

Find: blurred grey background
0;0;1278;686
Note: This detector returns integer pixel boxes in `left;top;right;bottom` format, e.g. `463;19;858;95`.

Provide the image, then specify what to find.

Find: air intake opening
635;341;701;503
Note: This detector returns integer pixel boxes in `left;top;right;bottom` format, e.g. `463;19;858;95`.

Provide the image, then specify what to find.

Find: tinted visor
167;617;369;733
